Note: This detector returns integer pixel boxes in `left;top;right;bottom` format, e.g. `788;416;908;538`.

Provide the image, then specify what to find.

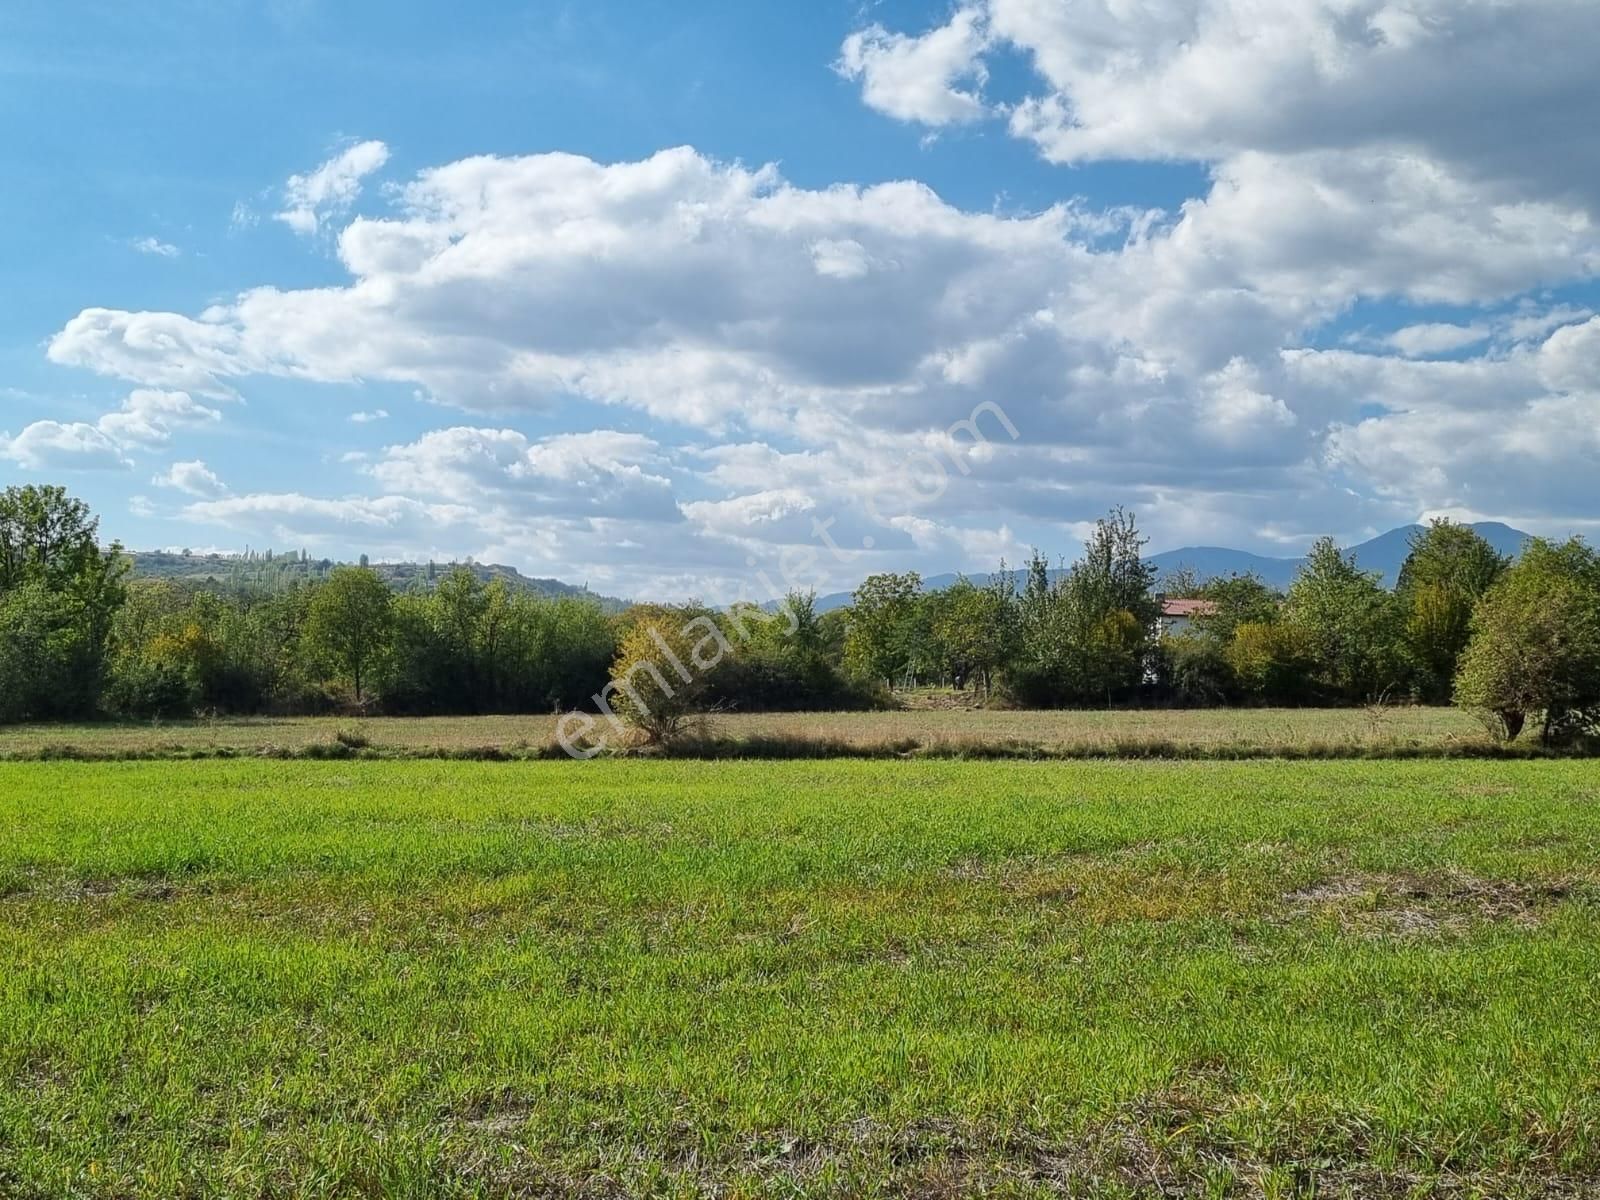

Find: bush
706;646;873;712
1226;621;1320;704
104;657;199;719
0;582;95;723
1455;538;1600;745
334;724;372;750
1160;634;1237;707
602;605;728;744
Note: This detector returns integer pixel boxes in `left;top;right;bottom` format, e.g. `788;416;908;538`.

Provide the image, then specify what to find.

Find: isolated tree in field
304;567;394;705
1396;520;1508;701
604;604;726;743
1455;538;1600;744
1285;538;1402;701
843;572;922;687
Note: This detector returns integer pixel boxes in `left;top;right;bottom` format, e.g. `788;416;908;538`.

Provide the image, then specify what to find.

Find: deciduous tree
304;567;394;706
1455;538;1600;744
1396;520;1508;701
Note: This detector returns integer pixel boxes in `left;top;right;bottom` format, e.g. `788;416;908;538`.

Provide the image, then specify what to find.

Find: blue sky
3;0;1598;600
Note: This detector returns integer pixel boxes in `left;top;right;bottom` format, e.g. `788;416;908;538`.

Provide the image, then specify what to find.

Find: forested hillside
127;549;628;612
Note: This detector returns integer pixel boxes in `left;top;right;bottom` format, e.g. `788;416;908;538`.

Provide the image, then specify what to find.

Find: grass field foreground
3;759;1600;1196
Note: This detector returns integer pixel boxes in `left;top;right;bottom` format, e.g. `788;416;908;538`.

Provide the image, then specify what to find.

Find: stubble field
0;706;1490;762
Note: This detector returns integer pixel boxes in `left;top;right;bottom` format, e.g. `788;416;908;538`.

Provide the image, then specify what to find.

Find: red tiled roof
1161;598;1219;618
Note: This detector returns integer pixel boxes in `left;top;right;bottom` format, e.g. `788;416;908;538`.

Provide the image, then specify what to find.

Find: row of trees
1;486;1596;743
832;511;1600;743
0;486;618;722
101;567;621;719
0;486;868;724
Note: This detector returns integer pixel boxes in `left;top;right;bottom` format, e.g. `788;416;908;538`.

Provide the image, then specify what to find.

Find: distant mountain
1143;546;1304;591
804;522;1535;611
126;550;630;613
1150;521;1532;590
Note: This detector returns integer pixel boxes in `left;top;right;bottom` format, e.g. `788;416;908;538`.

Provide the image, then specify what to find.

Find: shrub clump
1455;538;1600;745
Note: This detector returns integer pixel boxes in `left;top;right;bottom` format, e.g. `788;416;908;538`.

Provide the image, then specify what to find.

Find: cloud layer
29;11;1600;595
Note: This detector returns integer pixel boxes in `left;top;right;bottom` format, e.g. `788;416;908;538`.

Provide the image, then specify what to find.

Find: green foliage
603;604;728;741
104;581;205;718
706;592;870;711
1396;520;1509;701
1076;507;1162;629
104;580;317;717
0;485;118;593
1284;538;1404;701
0;486;126;719
124;548;628;611
12;489;1600;732
922;576;1013;693
0;582;91;722
1193;573;1282;644
1226;620;1320;703
1158;632;1238;707
383;570;618;714
1007;509;1159;706
843;572;924;686
99;564;618;722
303;567;395;706
1455;538;1600;744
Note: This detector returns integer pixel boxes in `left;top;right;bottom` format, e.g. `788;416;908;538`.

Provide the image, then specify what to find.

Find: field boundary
4;731;1592;763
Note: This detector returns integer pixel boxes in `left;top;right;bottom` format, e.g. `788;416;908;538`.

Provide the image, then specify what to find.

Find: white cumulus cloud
34;107;1600;594
1;389;221;473
275;139;390;236
836;7;990;126
153;460;229;498
0;421;128;471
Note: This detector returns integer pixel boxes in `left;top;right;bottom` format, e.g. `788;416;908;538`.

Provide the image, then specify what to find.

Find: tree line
2;486;1597;744
835;510;1600;744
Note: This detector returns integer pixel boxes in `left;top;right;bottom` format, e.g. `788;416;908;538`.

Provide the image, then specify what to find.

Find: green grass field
0;706;1490;761
4;759;1600;1197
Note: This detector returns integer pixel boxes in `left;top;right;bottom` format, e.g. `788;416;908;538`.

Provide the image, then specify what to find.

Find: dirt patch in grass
442;1108;1600;1199
1285;872;1577;937
945;853;1272;924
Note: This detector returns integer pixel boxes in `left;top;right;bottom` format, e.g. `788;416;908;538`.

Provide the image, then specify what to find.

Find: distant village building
1157;597;1218;638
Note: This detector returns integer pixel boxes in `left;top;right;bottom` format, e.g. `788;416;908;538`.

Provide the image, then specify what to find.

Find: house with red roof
1157;597;1218;638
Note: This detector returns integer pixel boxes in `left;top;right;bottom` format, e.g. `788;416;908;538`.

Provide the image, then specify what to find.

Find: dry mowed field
0;705;1487;759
